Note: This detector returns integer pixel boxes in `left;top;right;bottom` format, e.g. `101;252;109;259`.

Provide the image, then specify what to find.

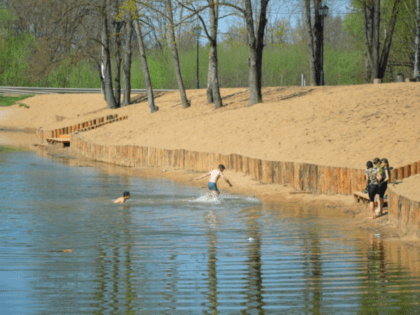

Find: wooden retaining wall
35;114;128;144
70;134;366;195
388;188;420;237
391;162;420;182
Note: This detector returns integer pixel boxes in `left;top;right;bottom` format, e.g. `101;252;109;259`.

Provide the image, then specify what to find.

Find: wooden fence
70;134;367;195
36;114;128;144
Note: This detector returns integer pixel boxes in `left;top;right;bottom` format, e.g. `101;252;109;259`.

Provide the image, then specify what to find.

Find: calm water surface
1;151;420;314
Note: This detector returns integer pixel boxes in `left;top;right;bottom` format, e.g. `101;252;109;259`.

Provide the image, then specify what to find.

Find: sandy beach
1;83;420;241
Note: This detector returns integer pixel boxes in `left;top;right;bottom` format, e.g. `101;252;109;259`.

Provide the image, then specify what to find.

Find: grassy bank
0;94;33;107
0;145;27;154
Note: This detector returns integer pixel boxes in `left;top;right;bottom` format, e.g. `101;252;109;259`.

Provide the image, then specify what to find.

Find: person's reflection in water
362;233;388;311
368;234;388;282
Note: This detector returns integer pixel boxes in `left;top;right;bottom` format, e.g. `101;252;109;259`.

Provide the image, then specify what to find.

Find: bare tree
121;6;133;106
7;0;99;80
220;0;270;105
135;0;192;109
133;19;159;112
205;0;223;108
178;0;224;108
101;0;119;108
111;0;124;106
361;0;402;82
166;0;191;108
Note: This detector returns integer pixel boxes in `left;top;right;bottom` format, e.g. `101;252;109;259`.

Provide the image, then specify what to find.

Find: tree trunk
305;0;323;86
113;20;123;107
414;0;420;78
166;0;190;109
314;0;323;85
101;0;118;109
363;0;381;81
363;0;401;82
377;0;401;79
208;0;223;109
206;53;214;104
134;20;158;113
244;0;269;105
305;0;317;86
244;0;259;105
98;62;106;101
255;0;269;101
122;14;132;107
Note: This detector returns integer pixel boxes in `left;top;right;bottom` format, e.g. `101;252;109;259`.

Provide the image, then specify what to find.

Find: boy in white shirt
195;164;233;197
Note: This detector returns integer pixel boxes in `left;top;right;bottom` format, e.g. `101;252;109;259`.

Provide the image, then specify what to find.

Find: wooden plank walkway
353;191;369;204
46;134;71;147
353;190;388;207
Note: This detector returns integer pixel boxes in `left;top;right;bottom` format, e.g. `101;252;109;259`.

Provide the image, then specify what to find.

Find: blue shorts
208;182;218;191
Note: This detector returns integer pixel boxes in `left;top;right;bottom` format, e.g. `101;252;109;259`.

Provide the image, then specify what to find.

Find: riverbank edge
4;129;420;279
3;128;419;243
65;132;420;240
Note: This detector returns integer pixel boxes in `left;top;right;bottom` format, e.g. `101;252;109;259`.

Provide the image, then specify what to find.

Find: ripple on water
1;152;420;314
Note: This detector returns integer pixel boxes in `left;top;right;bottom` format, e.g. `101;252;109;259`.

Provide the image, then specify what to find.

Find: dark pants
378;182;388;198
368;184;379;202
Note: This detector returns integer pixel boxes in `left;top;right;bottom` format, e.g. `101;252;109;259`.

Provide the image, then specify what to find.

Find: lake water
1;150;420;314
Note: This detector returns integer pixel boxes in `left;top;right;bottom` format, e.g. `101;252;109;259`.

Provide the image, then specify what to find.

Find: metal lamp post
193;23;202;89
318;5;329;86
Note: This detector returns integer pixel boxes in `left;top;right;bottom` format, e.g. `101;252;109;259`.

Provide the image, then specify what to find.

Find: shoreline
3;130;418;248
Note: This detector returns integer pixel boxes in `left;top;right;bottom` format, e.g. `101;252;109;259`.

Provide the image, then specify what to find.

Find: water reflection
1;151;420;314
244;208;264;314
205;211;218;314
302;223;323;314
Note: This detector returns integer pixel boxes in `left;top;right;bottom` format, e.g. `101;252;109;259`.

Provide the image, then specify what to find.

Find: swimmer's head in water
123;191;130;198
218;164;225;171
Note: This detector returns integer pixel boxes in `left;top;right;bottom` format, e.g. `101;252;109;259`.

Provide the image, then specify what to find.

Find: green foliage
343;0;417;82
130;53;177;90
0;7;34;86
324;46;366;85
179;47;208;89
0;94;33;106
218;44;248;87
0;33;374;88
40;61;102;88
262;43;309;86
342;10;365;49
1;0;416;89
0;145;27;154
0;0;402;90
0;33;35;86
